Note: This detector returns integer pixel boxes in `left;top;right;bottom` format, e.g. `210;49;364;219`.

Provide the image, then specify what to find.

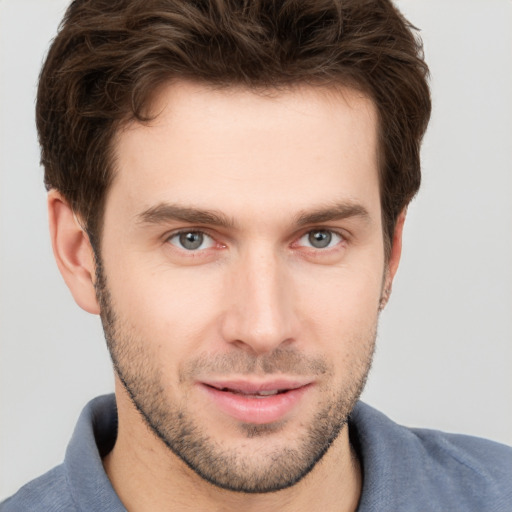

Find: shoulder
0;465;77;512
1;394;121;512
408;426;512;509
351;402;512;512
411;425;512;482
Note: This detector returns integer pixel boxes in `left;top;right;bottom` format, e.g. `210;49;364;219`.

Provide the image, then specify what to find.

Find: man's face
97;82;387;492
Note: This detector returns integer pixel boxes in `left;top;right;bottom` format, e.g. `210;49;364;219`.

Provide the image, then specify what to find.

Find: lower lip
200;384;312;424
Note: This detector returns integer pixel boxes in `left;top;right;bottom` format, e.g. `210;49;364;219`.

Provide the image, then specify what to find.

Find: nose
220;246;298;355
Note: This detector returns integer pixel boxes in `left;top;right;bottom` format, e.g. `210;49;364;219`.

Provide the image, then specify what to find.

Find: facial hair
95;259;376;494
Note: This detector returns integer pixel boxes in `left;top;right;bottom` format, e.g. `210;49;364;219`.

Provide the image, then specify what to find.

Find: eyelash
166;230;219;252
165;228;347;254
295;229;345;251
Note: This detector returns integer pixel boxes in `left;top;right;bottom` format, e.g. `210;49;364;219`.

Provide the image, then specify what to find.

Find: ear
48;190;100;314
380;209;406;310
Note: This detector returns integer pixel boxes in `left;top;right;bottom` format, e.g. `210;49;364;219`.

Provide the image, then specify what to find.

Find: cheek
106;261;224;348
296;263;383;321
294;263;382;355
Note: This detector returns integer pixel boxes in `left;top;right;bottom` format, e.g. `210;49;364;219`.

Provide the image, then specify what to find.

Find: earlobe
380;209;407;310
48;190;100;314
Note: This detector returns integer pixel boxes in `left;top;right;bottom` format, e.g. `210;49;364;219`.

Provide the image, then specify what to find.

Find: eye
168;231;216;251
297;229;343;249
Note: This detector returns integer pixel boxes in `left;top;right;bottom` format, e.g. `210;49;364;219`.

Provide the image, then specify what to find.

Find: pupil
179;232;203;250
309;230;331;248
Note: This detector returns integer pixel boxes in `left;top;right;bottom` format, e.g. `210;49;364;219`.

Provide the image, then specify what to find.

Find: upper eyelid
165;227;215;241
294;226;348;241
296;228;344;243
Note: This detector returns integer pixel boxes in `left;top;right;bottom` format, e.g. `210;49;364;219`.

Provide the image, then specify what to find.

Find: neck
103;384;362;512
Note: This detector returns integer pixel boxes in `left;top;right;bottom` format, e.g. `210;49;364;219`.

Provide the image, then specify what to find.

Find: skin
48;82;405;512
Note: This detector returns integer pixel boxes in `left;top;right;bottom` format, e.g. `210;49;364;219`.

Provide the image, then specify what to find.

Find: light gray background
1;0;511;500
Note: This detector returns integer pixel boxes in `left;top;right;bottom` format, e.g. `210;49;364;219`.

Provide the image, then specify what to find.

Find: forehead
109;81;380;225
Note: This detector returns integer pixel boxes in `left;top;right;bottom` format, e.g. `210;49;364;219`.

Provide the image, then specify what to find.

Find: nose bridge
222;243;295;354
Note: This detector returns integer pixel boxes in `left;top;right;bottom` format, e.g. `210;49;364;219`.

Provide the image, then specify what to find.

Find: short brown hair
37;0;431;252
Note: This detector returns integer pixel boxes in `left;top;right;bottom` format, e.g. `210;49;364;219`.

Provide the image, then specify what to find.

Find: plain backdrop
1;0;511;500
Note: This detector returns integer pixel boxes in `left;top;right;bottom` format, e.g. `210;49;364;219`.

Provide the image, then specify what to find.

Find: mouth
210;386;292;398
199;379;313;424
205;385;300;397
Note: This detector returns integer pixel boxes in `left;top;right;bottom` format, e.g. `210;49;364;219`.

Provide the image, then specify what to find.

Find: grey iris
308;230;331;248
180;232;203;250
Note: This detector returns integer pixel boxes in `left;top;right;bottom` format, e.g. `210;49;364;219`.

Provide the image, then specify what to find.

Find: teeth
219;387;281;396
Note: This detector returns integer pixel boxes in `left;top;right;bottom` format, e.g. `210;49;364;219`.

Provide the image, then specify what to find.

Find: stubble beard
95;261;376;494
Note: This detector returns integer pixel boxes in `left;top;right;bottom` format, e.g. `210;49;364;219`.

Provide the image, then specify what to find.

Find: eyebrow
136;200;370;229
137;203;235;228
295;202;370;226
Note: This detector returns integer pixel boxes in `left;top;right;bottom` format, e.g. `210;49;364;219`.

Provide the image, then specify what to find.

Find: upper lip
200;378;313;394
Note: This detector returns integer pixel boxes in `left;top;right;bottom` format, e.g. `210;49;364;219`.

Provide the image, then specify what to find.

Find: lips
199;378;313;424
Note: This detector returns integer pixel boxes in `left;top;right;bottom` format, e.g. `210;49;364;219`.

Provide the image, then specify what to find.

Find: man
1;0;511;510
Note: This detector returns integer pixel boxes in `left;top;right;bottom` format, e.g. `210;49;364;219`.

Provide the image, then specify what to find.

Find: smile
199;379;313;424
